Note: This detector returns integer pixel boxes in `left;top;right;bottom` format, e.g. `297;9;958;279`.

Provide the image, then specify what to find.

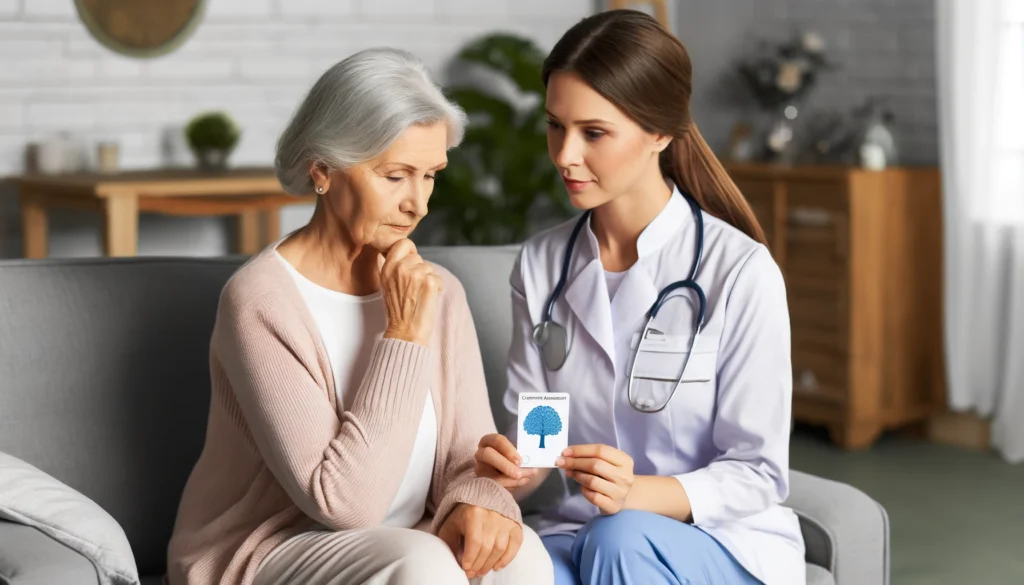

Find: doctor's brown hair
542;9;767;246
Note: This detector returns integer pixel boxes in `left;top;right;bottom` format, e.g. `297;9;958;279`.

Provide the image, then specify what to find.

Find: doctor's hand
437;503;523;579
474;434;539;489
557;444;635;515
378;239;442;348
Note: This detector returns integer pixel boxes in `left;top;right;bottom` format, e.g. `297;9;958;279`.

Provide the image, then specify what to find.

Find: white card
516;392;570;468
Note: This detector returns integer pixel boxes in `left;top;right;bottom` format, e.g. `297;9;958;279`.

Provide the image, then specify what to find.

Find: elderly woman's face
326;122;448;253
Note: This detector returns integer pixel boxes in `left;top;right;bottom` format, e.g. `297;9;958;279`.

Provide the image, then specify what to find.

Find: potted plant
184;111;240;171
425;33;574;246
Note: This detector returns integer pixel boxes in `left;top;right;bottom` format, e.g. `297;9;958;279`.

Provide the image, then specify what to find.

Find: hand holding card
473;434;538;489
516;392;570;468
556;443;635;515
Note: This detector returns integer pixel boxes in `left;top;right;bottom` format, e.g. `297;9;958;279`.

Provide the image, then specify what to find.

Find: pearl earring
316;185;324;194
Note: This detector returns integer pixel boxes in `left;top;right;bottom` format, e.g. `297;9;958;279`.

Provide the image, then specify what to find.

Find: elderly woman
166;48;552;585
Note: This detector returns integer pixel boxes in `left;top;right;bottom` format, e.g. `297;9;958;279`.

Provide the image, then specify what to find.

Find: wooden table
5;167;315;258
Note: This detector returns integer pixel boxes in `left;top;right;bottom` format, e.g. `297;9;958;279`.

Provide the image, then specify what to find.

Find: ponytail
663;123;767;246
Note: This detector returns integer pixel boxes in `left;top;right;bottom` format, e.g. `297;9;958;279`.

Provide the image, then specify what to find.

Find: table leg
102;193;139;256
237;211;261;255
20;191;48;259
263;208;281;246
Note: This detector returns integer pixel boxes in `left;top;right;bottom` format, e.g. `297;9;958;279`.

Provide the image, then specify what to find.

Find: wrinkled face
545;71;669;209
322;122;448;252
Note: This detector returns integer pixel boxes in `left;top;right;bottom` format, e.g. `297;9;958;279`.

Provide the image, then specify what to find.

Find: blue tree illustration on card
523;405;562;448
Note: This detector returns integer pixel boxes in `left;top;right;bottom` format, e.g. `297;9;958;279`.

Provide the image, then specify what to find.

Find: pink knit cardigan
166;247;520;585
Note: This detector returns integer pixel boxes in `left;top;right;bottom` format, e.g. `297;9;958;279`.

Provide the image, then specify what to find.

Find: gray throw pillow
0;451;140;585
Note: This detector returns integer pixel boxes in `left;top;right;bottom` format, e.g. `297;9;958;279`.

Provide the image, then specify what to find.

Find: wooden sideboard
725;163;944;449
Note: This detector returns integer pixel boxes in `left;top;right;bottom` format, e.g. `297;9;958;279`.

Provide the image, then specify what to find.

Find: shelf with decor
726;163;944;449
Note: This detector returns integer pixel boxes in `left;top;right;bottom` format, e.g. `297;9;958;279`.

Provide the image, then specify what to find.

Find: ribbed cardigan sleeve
215;291;431;531
429;286;523;532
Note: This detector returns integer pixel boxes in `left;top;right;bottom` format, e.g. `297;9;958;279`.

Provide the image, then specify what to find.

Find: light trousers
253;518;553;585
542;510;762;585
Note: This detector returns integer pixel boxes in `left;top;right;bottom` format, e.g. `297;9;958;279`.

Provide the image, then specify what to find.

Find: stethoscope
532;189;706;413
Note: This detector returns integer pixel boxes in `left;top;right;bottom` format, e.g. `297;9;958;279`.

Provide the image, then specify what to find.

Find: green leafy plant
185;111;240;153
428;33;573;245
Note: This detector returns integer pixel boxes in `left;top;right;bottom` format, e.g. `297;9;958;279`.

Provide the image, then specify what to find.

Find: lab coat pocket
628;333;718;382
626;333;719;412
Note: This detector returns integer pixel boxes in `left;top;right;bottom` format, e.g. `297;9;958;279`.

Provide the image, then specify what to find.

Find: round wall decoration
74;0;207;58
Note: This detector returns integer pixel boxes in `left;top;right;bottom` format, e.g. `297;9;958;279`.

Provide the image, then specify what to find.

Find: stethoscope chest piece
532;320;569;370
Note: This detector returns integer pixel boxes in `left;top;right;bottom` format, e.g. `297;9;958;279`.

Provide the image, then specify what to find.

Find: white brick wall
0;0;594;258
0;1;19;17
23;0;75;18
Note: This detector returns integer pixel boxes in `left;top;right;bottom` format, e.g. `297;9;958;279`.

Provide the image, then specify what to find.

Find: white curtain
937;0;1024;463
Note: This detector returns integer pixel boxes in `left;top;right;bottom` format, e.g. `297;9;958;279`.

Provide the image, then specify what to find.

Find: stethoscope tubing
534;188;708;413
546;190;706;322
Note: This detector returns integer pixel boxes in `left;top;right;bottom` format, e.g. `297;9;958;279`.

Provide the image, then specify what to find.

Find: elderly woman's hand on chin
377;238;442;347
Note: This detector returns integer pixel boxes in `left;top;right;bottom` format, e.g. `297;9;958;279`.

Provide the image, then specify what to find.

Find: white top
503;184;806;585
276;252;437;529
604;269;628;301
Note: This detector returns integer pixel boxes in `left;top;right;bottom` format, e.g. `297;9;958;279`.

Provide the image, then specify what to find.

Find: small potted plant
185;111;240;171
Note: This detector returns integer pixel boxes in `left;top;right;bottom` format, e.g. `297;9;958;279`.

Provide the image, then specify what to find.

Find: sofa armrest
786;470;890;585
0;520;99;585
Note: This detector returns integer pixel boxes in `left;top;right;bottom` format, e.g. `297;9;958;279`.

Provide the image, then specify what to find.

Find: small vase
763;102;800;165
193;148;232;172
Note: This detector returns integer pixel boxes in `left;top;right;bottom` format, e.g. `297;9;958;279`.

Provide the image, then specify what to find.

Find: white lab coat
503;185;806;585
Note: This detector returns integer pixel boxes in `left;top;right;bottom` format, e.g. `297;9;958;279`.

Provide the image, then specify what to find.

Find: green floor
790;425;1024;585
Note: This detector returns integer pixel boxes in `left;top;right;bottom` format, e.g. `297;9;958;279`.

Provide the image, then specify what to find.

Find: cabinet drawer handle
797;369;818;393
788;207;833;226
788;207;849;259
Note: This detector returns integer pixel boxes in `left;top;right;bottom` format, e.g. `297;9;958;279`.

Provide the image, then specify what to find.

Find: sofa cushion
0;452;137;585
786;470;890;584
419;245;520;432
0;520;100;585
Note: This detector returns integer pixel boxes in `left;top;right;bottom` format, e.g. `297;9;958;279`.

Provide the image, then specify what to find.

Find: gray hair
275;47;467;195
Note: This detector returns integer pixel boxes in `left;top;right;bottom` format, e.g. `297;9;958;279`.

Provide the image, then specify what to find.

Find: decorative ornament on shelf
795;96;899;166
857;98;899;170
96;141;120;173
184;111;240;172
726;121;755;162
801;109;859;164
734;30;838;163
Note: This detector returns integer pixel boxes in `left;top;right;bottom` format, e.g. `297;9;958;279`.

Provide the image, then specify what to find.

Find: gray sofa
0;247;889;585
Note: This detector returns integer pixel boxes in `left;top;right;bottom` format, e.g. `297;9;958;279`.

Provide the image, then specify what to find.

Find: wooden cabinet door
783;180;851;356
783;180;849;280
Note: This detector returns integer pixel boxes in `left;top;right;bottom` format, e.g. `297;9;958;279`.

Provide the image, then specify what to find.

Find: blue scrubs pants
541;510;762;585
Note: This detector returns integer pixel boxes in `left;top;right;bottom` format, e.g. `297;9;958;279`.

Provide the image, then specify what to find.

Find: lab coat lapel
611;186;690;343
563;237;616;366
560;186;688;369
609;263;659;341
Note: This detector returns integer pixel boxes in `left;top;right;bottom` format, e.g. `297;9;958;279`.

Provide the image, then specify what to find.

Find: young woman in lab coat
474;10;806;585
